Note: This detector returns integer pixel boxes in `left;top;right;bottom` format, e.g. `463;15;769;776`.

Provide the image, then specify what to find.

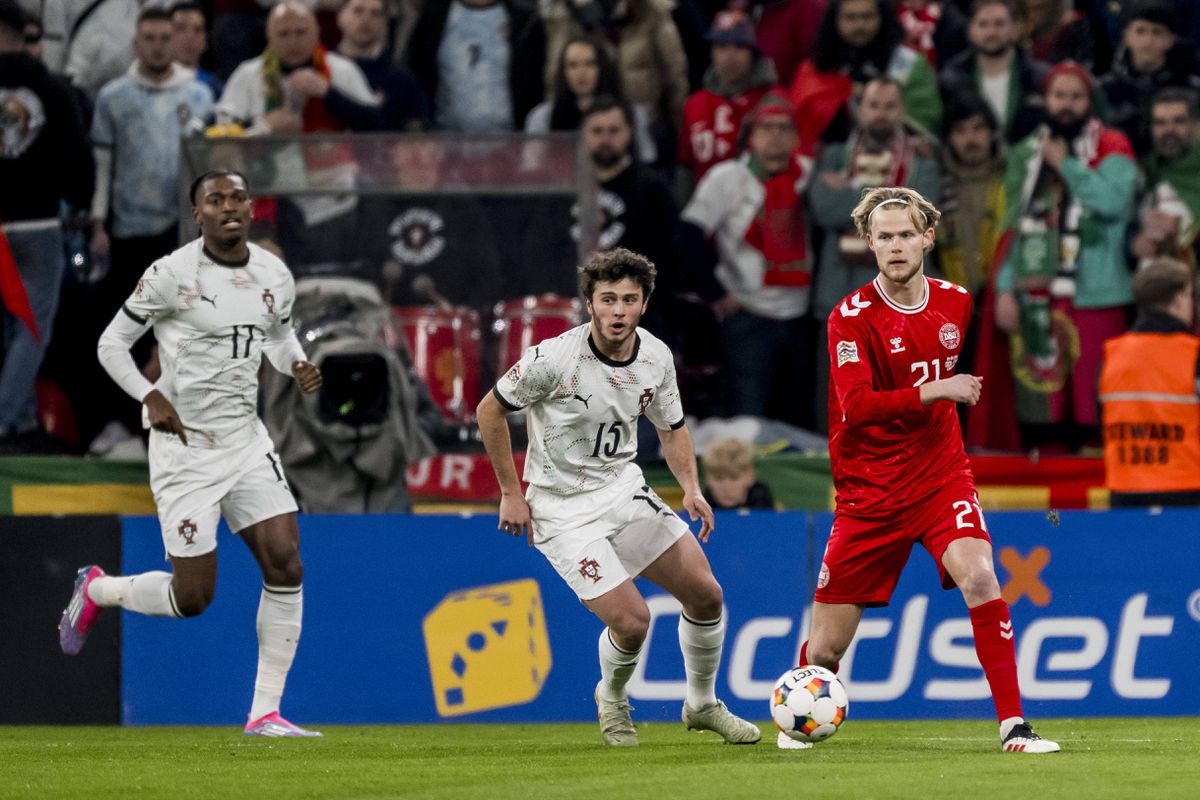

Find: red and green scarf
743;152;811;287
262;45;342;133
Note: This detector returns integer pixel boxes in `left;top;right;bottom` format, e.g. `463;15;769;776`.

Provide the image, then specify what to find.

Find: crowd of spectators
2;0;1200;461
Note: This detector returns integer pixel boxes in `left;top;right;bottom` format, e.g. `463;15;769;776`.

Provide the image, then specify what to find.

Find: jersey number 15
591;422;623;458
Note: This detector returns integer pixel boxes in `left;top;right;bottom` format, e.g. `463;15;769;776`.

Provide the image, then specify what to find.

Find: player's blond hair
850;187;942;240
702;437;756;480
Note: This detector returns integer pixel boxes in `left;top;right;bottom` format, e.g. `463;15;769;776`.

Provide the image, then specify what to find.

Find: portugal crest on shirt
261;289;275;314
637;388;655;415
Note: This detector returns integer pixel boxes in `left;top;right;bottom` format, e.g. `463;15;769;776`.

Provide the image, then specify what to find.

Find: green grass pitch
1;718;1196;799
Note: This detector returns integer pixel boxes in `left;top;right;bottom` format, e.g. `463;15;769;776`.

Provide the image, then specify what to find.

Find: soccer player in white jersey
477;248;761;747
58;171;323;738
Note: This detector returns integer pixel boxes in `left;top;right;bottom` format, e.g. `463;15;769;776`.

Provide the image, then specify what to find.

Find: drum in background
393;306;481;422
492;294;583;376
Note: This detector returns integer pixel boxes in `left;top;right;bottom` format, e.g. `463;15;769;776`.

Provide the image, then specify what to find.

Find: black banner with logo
0;516;121;723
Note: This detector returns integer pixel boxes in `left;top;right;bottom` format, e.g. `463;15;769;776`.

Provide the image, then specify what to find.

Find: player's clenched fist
940;373;983;406
291;361;322;393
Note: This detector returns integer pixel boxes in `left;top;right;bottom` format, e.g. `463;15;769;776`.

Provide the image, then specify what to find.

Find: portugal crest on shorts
178;519;197;545
578;557;602;583
817;561;830;589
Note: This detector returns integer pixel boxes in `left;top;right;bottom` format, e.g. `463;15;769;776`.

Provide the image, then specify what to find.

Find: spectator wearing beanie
679;9;778;185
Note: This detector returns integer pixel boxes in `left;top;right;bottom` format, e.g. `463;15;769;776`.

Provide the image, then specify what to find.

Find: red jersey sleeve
827;308;923;428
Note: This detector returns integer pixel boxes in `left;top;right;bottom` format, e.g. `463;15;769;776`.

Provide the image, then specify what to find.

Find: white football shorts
148;421;298;559
528;473;689;601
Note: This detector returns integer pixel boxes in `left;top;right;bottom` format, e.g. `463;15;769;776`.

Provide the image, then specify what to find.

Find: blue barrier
121;509;1200;725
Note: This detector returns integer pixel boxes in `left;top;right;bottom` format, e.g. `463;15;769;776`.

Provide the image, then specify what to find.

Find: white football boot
1001;722;1060;753
682;701;762;744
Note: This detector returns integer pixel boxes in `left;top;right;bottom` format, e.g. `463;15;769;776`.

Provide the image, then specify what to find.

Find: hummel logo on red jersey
889;337;905;353
839;293;871;317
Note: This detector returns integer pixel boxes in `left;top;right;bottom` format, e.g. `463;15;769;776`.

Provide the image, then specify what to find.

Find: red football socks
969;598;1023;721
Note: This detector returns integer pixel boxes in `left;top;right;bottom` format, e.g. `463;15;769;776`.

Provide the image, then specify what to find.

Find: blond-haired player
786;186;1060;754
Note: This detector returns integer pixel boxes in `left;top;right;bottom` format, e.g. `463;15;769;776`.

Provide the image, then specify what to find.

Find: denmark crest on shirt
939;323;961;350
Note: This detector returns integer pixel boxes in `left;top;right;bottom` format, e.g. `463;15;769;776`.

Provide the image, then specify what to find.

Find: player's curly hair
850;187;942;241
577;248;657;301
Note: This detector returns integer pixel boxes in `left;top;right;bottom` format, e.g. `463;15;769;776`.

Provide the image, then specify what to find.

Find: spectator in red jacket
679;9;778;185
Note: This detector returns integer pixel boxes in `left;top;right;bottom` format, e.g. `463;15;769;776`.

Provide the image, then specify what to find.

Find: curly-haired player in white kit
477;247;761;747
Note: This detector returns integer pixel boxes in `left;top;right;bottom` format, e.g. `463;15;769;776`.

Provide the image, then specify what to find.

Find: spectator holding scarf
217;0;382;136
991;62;1136;451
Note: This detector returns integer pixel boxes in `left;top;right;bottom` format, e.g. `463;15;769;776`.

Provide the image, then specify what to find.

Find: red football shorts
815;478;992;607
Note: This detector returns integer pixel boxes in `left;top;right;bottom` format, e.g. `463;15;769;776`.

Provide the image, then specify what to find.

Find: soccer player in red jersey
786;186;1060;754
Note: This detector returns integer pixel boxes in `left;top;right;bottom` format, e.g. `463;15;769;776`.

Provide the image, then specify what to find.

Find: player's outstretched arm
476;393;534;546
657;425;715;542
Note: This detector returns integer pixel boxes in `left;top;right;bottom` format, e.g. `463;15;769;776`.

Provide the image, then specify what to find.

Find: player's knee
612;607;651;646
685;579;723;621
957;568;999;604
262;552;303;588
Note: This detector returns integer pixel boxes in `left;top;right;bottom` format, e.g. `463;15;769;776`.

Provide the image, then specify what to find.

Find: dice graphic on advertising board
422;578;552;716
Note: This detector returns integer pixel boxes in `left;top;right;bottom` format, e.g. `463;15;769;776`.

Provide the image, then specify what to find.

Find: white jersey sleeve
97;255;181;403
642;338;685;431
262;270;306;373
493;334;568;411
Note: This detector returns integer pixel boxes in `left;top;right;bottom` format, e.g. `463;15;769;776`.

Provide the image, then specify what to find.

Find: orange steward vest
1100;332;1200;493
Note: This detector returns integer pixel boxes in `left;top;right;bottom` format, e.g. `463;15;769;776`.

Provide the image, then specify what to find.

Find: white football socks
597;627;641;703
1000;716;1025;740
87;572;180;617
679;613;724;710
249;584;303;722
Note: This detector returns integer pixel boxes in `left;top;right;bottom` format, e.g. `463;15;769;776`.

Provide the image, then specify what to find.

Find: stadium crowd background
2;0;1199;505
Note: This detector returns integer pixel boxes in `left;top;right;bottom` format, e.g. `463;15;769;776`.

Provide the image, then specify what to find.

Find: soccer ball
770;665;849;743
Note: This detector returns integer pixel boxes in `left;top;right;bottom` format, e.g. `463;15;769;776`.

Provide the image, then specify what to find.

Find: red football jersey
678;86;774;181
827;276;975;518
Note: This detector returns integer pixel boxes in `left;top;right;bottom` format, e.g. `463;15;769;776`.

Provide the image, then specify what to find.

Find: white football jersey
122;238;299;447
494;323;685;495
